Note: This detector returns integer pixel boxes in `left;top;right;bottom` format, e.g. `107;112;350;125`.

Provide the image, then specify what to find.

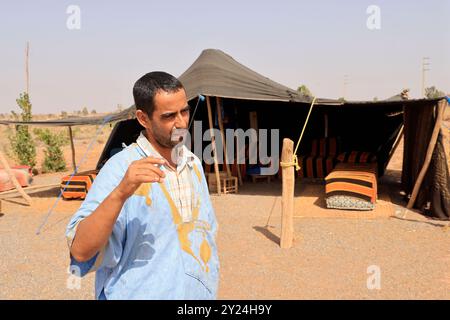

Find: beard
151;125;188;149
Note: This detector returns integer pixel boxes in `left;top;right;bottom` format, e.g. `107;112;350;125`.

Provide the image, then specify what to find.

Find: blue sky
0;0;449;113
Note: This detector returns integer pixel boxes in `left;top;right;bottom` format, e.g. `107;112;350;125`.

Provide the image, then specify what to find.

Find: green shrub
8;93;36;169
33;128;68;173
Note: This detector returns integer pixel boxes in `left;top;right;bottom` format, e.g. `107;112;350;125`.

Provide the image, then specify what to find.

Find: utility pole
343;74;350;99
25;41;30;95
421;57;430;98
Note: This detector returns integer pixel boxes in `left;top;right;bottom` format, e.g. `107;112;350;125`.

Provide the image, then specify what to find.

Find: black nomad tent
1;49;448;219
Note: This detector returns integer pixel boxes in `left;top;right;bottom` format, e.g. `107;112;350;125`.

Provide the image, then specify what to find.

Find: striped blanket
61;170;98;200
297;156;335;179
336;151;377;164
325;163;378;210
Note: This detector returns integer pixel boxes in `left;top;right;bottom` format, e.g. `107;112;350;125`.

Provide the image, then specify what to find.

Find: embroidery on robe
134;183;152;206
125;146;153;206
159;182;212;273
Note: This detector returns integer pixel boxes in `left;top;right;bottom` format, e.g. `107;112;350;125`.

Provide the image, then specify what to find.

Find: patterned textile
297;156;336;178
310;137;339;157
325;163;378;210
61;170;98;200
326;195;375;210
336;151;377;164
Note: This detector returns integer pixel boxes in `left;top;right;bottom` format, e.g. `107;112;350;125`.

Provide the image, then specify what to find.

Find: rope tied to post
279;97;317;171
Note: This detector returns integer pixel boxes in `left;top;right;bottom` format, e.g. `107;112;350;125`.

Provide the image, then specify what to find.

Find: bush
33;128;68;173
8;93;36;169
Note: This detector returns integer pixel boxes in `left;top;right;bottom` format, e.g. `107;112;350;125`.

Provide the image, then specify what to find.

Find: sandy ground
0;120;449;299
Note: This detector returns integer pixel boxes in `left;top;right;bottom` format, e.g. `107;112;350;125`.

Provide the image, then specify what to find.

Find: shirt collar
136;130;195;172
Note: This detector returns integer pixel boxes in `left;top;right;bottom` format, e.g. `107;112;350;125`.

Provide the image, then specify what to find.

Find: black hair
133;71;184;117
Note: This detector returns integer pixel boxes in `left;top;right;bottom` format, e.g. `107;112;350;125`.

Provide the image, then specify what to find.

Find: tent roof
0;106;135;127
179;49;311;103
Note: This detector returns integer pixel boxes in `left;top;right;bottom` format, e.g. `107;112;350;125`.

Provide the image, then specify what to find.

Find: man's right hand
115;157;167;201
70;156;167;262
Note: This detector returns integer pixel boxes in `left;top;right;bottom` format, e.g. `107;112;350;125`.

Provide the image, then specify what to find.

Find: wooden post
280;138;294;248
68;126;77;173
407;99;446;209
206;96;221;195
216;97;231;177
236;151;243;185
0;149;32;206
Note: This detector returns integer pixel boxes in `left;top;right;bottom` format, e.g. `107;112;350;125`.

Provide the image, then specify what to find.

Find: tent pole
407;99;446;209
68;126;77;173
235;137;243;186
0;149;32;206
206;96;221;195
386;125;404;167
232;105;243;185
216;97;231;177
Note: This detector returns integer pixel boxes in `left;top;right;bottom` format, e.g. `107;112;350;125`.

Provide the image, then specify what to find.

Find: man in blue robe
66;72;219;300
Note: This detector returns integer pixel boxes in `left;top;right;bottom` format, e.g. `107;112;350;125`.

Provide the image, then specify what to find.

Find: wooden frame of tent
204;96;239;196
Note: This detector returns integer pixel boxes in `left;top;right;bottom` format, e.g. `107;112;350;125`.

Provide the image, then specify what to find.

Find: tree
91;109;97;114
81;107;89;116
297;85;313;98
425;86;445;99
8;93;36;168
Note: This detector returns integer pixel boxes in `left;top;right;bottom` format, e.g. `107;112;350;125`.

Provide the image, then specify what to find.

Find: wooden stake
280;138;294;248
407;99;446;209
68;126;77;173
216;97;231;177
0;149;32;206
0;183;60;197
206;96;221;195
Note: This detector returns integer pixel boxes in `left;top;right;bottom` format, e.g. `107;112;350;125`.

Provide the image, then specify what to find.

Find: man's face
138;88;190;149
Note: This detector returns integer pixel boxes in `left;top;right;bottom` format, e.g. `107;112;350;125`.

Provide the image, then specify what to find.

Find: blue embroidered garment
65;141;220;300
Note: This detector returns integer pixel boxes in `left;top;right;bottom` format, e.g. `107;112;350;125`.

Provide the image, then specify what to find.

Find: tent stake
407;99;446;209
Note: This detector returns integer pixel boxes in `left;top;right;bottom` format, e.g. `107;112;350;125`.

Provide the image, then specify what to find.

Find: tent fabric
402;100;450;219
179;49;312;103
